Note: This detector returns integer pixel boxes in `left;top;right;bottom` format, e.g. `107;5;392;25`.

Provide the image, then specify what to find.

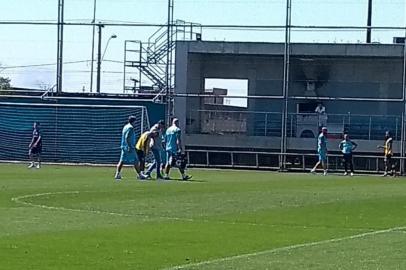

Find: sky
0;0;405;93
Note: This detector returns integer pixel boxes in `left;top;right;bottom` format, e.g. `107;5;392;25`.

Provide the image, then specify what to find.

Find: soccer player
28;122;42;169
115;116;146;180
311;127;328;176
135;130;157;174
378;131;395;177
339;133;357;176
145;120;165;179
164;118;192;180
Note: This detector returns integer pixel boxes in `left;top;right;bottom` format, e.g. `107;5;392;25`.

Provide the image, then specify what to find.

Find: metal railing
186;149;403;174
186;109;402;140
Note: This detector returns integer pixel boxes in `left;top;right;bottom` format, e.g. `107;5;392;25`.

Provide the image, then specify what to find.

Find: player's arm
29;137;34;148
32;133;41;148
352;141;358;151
143;137;149;153
338;141;343;150
388;138;393;151
176;130;183;153
125;128;134;151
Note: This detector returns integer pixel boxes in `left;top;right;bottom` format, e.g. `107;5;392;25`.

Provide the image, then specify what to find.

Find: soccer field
1;164;406;270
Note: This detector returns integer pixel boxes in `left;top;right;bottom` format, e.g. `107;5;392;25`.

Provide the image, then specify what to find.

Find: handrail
40;84;57;100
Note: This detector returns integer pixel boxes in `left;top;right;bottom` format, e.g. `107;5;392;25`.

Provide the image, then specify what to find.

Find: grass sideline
1;163;406;269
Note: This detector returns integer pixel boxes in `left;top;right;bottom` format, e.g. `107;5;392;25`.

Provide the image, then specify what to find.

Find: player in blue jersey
145;120;166;179
28;122;42;169
163;118;191;180
114;116;146;180
339;133;358;176
311;127;328;175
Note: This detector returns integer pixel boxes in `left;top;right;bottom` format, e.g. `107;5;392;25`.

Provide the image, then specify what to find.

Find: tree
0;76;11;90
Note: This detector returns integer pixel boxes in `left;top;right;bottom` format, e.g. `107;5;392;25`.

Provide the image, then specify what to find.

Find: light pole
366;0;372;43
102;34;117;61
89;0;97;93
96;23;103;94
96;27;116;94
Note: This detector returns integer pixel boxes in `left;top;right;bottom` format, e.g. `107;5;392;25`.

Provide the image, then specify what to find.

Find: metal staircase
123;20;202;103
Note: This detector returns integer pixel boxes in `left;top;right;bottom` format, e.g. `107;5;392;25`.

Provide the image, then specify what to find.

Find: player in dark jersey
28;122;42;169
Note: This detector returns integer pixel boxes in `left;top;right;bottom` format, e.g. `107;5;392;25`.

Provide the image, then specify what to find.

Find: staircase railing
123;20;202;99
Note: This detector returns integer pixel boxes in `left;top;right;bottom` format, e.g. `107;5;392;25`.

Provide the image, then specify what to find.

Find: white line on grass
162;225;406;270
11;191;371;232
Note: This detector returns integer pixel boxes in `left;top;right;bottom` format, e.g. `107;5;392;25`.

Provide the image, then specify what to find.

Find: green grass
1;164;406;269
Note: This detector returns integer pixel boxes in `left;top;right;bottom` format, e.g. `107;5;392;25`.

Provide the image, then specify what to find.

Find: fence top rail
0;102;148;109
186;149;402;159
193;109;401;119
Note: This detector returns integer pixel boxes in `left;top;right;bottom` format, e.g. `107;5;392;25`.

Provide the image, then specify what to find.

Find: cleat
28;163;35;169
182;175;192;181
163;175;171;180
323;171;328;176
114;173;122;180
36;164;41;169
310;169;316;174
344;172;348;176
350;172;354;177
156;175;164;180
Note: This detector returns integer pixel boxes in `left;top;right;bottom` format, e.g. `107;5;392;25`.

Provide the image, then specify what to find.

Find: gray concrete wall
175;41;405;150
186;134;400;155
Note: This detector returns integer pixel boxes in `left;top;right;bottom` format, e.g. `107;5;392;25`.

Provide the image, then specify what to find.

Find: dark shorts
343;153;352;162
385;154;392;163
29;147;42;155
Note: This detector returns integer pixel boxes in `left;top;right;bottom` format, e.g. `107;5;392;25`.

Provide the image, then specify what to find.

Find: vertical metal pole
123;41;127;93
96;24;103;94
401;25;406;174
141;107;145;133
264;113;268;136
166;0;175;124
368;116;372;140
56;0;64;93
280;0;292;170
89;0;97;93
366;0;372;43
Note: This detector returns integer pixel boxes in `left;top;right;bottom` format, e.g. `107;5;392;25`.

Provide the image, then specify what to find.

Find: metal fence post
368;116;372;140
264;113;268;136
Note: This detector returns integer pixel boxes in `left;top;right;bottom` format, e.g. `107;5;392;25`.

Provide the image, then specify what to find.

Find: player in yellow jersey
136;131;158;175
377;131;395;177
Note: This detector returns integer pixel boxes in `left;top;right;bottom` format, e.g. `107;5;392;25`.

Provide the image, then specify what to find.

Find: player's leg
115;161;124;180
146;148;162;179
164;151;173;180
136;150;145;172
132;151;147;179
115;149;128;179
28;148;35;168
311;161;320;173
343;154;348;175
178;159;192;180
383;156;389;176
349;153;354;176
321;153;328;175
35;148;42;169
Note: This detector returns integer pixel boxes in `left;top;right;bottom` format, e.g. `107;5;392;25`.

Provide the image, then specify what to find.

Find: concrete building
174;41;405;160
